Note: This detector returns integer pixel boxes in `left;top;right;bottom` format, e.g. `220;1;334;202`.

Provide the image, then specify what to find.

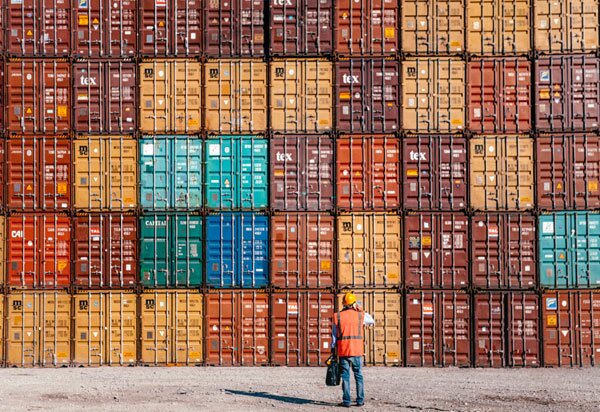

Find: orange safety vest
333;309;365;357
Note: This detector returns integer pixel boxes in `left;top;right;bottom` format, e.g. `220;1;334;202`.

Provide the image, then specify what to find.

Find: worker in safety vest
332;292;375;408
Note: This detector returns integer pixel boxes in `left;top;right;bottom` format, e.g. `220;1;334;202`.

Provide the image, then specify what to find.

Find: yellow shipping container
0;216;4;286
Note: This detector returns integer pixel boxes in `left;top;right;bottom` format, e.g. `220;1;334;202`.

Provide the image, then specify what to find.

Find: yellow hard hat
343;292;357;306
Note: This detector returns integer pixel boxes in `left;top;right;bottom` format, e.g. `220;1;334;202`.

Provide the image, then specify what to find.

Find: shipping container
336;290;402;365
73;136;137;211
335;59;400;133
335;0;398;56
470;136;534;211
271;291;334;366
205;136;268;210
474;292;540;367
204;0;265;57
271;213;334;288
336;135;401;210
7;214;71;289
73;214;137;288
205;291;269;365
140;214;203;288
140;290;203;365
139;136;203;210
0;295;3;362
472;213;536;289
6;136;71;211
337;213;401;288
6;0;70;56
466;0;530;54
73;291;137;366
405;213;468;289
405;291;471;367
269;0;333;56
467;58;531;133
0;217;5;286
139;0;202;56
542;290;600;367
139;59;202;133
270;59;333;133
206;213;268;288
72;0;137;57
6;292;70;367
536;134;600;210
402;58;465;132
401;0;464;55
534;0;599;53
6;60;70;133
205;60;267;133
539;212;600;288
535;55;600;132
270;134;334;211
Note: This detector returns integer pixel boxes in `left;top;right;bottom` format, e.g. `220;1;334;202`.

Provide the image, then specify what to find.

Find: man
332;292;375;408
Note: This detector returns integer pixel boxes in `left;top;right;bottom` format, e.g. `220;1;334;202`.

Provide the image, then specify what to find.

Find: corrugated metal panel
0;217;5;287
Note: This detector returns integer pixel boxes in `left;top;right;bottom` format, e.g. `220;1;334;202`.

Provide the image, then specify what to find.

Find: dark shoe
338;403;351;408
355;403;364;407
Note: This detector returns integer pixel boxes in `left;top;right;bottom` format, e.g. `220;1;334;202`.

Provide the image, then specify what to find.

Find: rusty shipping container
270;134;334;211
472;213;537;289
270;59;333;133
474;292;540;367
537;134;600;210
404;213;469;289
0;217;5;286
0;295;3;362
205;291;269;366
271;213;334;288
336;135;400;210
271;291;334;366
470;135;534;211
405;291;471;367
467;58;531;133
6;136;70;211
6;60;70;133
335;59;400;133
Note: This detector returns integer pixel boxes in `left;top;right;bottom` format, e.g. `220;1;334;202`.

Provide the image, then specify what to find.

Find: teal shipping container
539;212;600;289
139;136;203;210
205;136;268;210
140;214;203;287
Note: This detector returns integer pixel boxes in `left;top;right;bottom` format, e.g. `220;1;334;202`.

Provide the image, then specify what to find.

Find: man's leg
340;357;352;406
351;356;364;406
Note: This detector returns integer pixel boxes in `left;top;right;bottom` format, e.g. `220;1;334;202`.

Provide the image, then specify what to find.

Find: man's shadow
224;389;334;407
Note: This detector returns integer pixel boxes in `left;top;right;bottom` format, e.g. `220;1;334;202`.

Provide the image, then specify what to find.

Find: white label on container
209;144;220;156
544;182;550;191
542;221;554;234
413;342;420;350
473;108;481;118
473;21;480;30
540;19;547;28
408;98;415;107
324;342;329;349
126;264;131;271
143;143;154;156
190;33;196;40
540;71;550;82
159;301;165;308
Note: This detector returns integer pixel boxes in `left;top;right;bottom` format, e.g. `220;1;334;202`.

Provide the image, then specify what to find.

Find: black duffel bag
325;355;341;386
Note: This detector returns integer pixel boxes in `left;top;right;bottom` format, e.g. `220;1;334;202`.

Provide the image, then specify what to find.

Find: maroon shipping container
536;134;600;210
139;0;202;56
270;135;334;211
271;213;334;288
205;291;269;366
335;59;399;133
6;60;70;133
73;61;136;133
271;291;334;366
336;135;400;211
402;135;468;211
6;0;71;56
73;214;137;288
535;55;600;132
6;137;71;212
0;141;6;209
405;291;471;367
474;292;540;367
404;213;469;289
472;213;536;289
204;0;265;57
543;291;600;367
467;58;531;133
269;0;333;56
72;0;137;57
7;214;71;288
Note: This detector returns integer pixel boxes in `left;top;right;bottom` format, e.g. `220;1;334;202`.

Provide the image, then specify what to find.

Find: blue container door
173;214;203;287
574;213;600;287
240;213;269;287
206;214;236;287
206;138;236;209
173;138;203;209
140;138;169;209
140;215;170;287
240;138;268;209
539;214;569;288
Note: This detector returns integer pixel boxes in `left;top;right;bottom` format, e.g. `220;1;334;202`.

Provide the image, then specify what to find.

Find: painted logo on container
546;297;557;310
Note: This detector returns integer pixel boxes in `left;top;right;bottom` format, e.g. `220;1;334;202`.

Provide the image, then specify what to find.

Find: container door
239;214;268;287
140;137;170;210
206;137;236;209
239;137;268;209
140;215;169;287
173;137;202;209
107;136;137;210
40;216;71;288
140;292;170;365
40;292;71;366
539;214;569;288
172;291;203;364
7;293;38;367
74;215;104;287
74;293;104;366
107;215;137;287
574;213;600;287
206;215;235;287
205;292;237;365
106;292;137;365
173;215;203;287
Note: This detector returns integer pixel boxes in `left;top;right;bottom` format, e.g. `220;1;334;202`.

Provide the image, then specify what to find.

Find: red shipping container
74;214;137;288
7;214;71;288
474;292;540;367
0;141;6;209
405;291;471;367
271;291;334;366
404;213;469;289
6;137;71;211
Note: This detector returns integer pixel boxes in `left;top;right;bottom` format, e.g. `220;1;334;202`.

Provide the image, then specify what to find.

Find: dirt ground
0;367;597;411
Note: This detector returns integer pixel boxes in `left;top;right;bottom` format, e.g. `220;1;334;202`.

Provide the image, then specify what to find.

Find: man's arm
331;323;338;350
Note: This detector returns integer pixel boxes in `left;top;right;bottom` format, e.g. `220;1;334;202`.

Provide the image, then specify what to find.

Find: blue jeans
340;356;364;405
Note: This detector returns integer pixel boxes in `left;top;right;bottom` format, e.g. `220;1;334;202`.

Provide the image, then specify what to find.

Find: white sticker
143;143;154;156
324;342;329;349
209;144;220;156
542;221;554;234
